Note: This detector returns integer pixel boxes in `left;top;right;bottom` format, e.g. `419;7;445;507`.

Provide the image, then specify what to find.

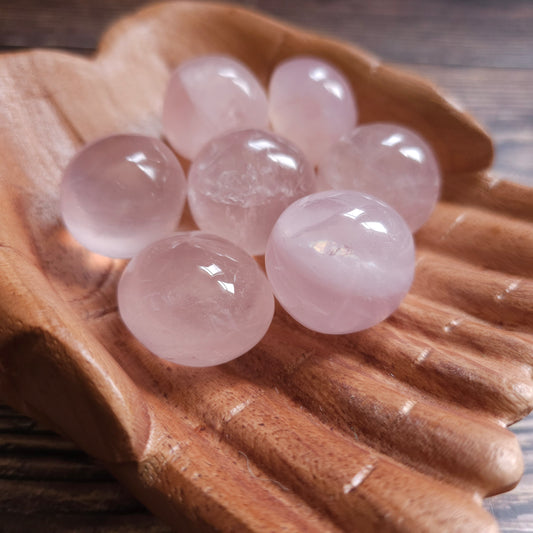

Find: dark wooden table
0;1;532;531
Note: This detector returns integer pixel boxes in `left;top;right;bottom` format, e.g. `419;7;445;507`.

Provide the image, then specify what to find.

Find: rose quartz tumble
268;56;357;165
118;232;274;367
162;55;269;160
188;129;317;255
60;134;187;258
318;123;441;232
265;190;415;334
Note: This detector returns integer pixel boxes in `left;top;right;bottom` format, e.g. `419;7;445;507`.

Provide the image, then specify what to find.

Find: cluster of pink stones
60;54;441;367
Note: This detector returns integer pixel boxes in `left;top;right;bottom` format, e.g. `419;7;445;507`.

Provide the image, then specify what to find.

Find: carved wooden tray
0;2;532;531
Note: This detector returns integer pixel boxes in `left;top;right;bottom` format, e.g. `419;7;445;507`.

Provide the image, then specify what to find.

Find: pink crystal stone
265;190;415;334
60;134;187;258
268;56;357;165
188;129;317;256
318;123;441;232
162;55;269;160
118;232;274;367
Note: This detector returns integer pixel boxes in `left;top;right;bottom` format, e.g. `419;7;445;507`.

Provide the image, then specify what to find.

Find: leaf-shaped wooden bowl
1;2;532;531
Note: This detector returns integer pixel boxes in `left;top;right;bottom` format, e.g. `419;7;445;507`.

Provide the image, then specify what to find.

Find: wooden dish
0;2;532;531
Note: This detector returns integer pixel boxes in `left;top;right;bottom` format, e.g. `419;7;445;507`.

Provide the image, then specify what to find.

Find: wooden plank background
0;1;531;531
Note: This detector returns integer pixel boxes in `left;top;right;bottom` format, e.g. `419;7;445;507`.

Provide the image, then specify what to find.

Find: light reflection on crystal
266;190;414;334
118;232;274;367
60;134;187;258
269;56;357;165
217;280;235;294
218;67;252;95
362;221;388;234
267;152;298;170
163;55;268;160
319;123;440;232
199;263;223;276
381;133;404;147
343;208;365;220
400;146;424;163
188;129;317;255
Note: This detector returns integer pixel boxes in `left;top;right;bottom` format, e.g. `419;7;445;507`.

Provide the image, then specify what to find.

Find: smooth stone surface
60;134;187;258
318;123;441;232
118;232;275;367
268;56;357;165
162;55;269;160
265;190;415;334
188;129;317;255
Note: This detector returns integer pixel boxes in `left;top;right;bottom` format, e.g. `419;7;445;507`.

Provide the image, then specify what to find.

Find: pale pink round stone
265;190;415;334
268;56;357;165
318;123;441;232
60;134;187;258
188;129;317;256
162;55;269;160
118;232;274;367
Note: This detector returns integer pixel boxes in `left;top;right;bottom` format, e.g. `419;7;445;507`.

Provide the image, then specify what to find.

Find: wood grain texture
0;1;532;532
2;0;532;69
486;415;533;532
1;0;532;188
0;405;172;532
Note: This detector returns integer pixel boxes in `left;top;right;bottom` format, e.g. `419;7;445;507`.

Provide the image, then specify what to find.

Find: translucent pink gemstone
268;56;357;165
118;232;274;367
162;55;269;160
60;134;187;258
318;123;441;232
265;190;415;334
188;129;317;255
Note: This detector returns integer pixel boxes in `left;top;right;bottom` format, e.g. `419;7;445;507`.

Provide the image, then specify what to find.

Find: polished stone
318;123;441;231
188;129;317;255
268;56;357;165
162;55;269;160
265;190;415;334
60;134;187;258
118;232;275;367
